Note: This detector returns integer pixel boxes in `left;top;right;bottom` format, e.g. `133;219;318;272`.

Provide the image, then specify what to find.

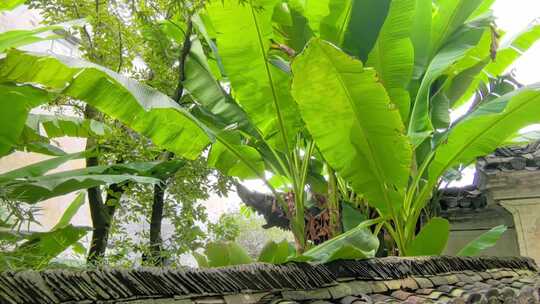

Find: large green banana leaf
0;83;55;157
429;0;485;56
0;51;266;182
450;23;540;110
429;84;540;186
0;25;61;52
486;23;540;76
4;172;156;204
0;155;182;203
184;39;255;135
405;217;449;256
26;114;110;138
206;0;301;152
0;50;212;160
410;0;432;80
298;219;379;263
291;39;411;216
320;0;391;62
408;16;490;146
367;0;415;121
457;225;507;256
0;151;88;182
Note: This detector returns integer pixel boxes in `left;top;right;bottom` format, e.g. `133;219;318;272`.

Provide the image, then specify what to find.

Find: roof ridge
0;256;537;303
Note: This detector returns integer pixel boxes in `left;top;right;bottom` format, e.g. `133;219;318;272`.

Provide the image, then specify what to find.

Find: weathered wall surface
479;169;540;265
443;204;519;257
501;199;540;265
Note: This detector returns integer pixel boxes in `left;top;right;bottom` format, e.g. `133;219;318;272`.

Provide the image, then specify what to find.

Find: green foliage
0;83;55;157
405;217;450;256
291;39;411;217
0;155;168;204
0;0;25;11
341;202;367;232
0;25;60;52
0;193;90;270
206;0;301;150
197;241;253;268
0;50;211;160
297;220;380;263
320;0;391;62
52;192;86;230
258;239;294;264
106;157;233;266
367;0;415;119
458;225;507;256
27;114;110;138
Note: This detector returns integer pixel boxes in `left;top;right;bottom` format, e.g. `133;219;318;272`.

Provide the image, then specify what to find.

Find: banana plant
2;0;540;258
289;3;540;255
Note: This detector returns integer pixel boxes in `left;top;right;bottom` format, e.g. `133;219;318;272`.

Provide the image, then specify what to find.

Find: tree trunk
143;19;194;266
84;105;125;264
146;181;166;265
84;105;106;264
86;183;123;264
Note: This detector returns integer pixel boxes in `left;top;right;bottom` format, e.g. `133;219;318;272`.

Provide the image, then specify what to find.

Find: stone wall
443;206;520;256
477;166;540;265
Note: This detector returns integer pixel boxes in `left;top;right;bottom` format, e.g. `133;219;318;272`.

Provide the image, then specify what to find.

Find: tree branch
172;18;193;104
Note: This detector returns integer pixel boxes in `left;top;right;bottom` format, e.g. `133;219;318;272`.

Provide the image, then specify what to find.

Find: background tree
27;0;233;265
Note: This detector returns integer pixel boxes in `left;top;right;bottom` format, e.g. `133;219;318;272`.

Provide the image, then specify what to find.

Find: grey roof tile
0;257;538;304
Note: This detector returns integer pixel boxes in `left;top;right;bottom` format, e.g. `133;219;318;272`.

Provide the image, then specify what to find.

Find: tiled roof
437;186;486;211
477;142;540;173
0;256;538;304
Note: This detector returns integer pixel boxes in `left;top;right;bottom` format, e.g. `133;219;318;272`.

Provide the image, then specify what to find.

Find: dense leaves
366;0;415;120
429;85;540;186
